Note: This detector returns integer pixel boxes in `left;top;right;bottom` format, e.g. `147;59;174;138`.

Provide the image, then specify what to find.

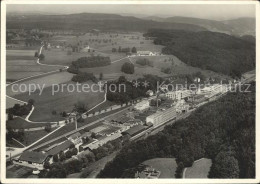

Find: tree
34;51;39;57
45;123;52;133
53;154;59;162
59;151;66;162
71;148;78;156
39;53;45;61
91;132;97;139
121;62;134;74
44;161;51;169
52;110;57;115
74;101;88;113
112;48;117;52
28;99;35;106
65;150;73;158
99;72;103;80
131;47;137;53
209;151;240;178
118;46;122;53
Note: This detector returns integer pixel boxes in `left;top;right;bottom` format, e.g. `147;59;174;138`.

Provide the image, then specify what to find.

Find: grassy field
6;49;61;81
12;80;105;122
184;158;212;178
6;117;50;129
131;55;229;79
6;71;74;97
142;158;177;178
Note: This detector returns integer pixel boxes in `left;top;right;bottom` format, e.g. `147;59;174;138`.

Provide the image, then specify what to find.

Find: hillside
98;82;255;178
222;17;255;36
164;16;233;34
143;16;255;36
144;29;255;78
6;13;206;32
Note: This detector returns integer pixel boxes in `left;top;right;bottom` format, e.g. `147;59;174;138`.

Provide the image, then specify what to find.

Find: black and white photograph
0;0;259;183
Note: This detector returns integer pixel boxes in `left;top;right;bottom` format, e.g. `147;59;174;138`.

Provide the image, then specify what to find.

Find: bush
71;72;97;83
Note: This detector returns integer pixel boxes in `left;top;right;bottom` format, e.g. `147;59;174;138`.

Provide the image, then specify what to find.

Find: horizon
6;4;255;20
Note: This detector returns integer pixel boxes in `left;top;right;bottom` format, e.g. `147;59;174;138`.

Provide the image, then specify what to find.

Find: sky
6;4;255;20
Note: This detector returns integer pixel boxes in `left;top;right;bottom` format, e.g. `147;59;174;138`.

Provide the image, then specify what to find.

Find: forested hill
98;82;255;178
144;29;255;78
6;13;206;32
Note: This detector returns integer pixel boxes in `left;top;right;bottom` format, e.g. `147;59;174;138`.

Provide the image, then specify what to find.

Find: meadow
184;158;212;178
12;80;105;122
6;49;61;81
142;158;177;178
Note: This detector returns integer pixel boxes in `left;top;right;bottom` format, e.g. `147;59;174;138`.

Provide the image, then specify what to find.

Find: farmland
142;158;177;178
6;117;50;129
184;158;212;178
12;80;106;122
6;49;61;81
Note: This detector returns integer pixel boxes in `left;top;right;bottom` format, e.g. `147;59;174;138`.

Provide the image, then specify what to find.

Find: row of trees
112;46;137;53
136;58;153;67
98;82;255;178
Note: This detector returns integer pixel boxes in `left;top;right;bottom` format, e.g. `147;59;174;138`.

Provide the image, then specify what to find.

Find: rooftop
19;151;48;164
123;124;146;137
47;140;73;156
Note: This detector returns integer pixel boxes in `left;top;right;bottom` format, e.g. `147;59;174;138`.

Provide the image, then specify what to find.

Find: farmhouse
137;51;155;56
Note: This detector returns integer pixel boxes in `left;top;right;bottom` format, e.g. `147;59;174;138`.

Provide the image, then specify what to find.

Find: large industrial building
146;106;177;127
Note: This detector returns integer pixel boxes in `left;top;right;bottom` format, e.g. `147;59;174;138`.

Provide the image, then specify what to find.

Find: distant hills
143;16;255;36
6;13;206;32
145;29;255;77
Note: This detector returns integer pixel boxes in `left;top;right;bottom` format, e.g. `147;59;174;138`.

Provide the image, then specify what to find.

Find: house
137;51;155;56
17;151;49;169
68;132;82;144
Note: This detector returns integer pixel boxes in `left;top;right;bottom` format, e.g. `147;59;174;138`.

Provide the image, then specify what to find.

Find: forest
144;29;255;78
98;82;255;178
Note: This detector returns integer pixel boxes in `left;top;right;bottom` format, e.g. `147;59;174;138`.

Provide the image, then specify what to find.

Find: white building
166;90;193;100
146;106;177;127
137;51;155;56
134;99;150;111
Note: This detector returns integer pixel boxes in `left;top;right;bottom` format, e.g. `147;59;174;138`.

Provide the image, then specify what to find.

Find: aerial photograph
2;1;257;181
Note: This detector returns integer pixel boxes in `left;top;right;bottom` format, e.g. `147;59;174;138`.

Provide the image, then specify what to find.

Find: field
6;49;61;81
6;96;25;109
184;158;212;178
131;55;229;79
142;158;177;178
7;127;57;148
6;71;74;96
6;117;50;129
12;80;105;122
